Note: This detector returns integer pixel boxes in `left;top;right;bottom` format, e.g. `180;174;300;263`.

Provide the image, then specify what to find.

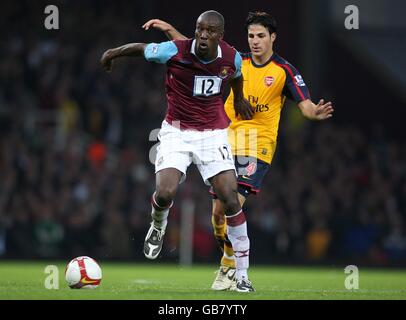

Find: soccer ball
65;256;102;289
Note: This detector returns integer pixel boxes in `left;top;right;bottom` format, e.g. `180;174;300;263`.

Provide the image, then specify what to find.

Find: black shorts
210;156;270;199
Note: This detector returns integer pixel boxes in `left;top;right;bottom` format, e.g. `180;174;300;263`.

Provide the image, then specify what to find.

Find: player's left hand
100;49;114;72
234;98;254;120
142;19;173;32
314;99;334;120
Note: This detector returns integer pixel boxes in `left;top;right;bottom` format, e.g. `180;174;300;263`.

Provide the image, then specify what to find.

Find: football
65;256;102;289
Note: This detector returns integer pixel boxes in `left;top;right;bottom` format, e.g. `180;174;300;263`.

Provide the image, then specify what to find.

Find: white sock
226;210;250;281
236;269;248;280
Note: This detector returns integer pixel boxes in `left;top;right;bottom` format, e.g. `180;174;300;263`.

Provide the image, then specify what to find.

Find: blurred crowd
1;1;406;266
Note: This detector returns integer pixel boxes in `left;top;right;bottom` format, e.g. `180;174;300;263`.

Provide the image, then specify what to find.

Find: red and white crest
245;162;257;176
264;76;274;87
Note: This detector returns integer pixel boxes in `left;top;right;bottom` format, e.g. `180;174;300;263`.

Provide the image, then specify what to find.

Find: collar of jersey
250;52;275;68
190;39;222;64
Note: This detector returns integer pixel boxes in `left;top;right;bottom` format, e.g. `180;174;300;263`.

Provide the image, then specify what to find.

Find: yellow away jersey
225;52;310;164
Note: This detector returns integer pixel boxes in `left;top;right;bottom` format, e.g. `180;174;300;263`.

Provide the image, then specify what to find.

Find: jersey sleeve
232;51;242;78
144;41;178;64
280;63;311;103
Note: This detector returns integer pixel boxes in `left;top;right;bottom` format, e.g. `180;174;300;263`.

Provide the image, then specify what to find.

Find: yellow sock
212;214;236;269
211;214;225;240
221;240;236;269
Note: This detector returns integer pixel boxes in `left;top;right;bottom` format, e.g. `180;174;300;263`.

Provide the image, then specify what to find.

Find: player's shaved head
194;10;225;61
197;10;225;31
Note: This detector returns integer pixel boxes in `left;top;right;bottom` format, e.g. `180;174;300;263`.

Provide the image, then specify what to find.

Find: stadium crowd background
1;0;405;266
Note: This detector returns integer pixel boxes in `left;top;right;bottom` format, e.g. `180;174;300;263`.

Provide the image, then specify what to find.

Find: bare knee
217;191;241;216
210;171;241;215
155;169;181;207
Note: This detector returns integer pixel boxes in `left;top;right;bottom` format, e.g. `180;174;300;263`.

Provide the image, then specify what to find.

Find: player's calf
143;192;173;260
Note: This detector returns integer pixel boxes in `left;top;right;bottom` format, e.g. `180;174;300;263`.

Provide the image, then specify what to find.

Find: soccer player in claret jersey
101;10;257;292
143;11;334;291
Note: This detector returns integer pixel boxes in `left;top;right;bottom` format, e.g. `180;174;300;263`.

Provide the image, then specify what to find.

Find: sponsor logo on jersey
255;104;269;112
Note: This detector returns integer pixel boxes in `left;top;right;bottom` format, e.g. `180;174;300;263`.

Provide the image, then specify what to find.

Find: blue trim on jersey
240;52;251;59
233;51;242;78
144;41;178;64
196;56;218;64
273;53;311;102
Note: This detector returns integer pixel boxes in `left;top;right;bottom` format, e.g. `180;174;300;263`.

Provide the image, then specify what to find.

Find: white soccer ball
65;256;102;289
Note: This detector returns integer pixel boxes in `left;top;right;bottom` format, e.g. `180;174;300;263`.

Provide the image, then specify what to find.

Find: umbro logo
179;59;192;64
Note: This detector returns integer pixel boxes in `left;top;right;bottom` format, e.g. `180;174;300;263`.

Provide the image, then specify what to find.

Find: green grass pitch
0;261;406;300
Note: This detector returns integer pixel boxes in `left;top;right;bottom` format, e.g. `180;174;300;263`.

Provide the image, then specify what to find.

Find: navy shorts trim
209;156;270;198
235;156;270;194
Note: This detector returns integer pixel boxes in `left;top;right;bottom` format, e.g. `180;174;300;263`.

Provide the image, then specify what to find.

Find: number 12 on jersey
193;76;222;97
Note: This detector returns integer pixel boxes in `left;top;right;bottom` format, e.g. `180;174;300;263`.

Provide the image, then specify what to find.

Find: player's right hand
314;99;334;120
234;97;254;120
142;19;172;32
100;49;114;72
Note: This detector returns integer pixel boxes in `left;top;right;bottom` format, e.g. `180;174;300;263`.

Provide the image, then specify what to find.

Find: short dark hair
199;10;225;31
245;11;277;34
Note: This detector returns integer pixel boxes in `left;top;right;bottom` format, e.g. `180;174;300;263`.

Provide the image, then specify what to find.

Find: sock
220;237;236;268
151;192;172;230
236;269;248;280
211;213;226;255
211;214;225;240
212;213;236;268
226;210;250;281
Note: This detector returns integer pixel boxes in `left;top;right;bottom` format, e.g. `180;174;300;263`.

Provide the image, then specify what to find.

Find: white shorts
155;120;236;185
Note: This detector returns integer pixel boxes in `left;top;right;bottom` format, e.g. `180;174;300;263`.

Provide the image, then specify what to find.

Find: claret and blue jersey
144;39;242;131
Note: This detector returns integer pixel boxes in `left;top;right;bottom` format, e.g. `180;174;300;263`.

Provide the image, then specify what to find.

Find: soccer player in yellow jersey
143;11;334;291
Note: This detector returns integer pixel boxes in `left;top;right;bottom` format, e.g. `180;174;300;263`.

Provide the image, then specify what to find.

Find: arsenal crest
264;76;274;87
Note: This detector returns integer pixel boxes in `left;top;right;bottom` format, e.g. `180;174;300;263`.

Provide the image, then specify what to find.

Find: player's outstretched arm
229;75;254;120
142;19;187;41
100;43;147;72
298;99;334;121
